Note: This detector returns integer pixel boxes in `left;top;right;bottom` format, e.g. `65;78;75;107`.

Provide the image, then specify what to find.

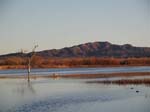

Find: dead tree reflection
14;81;36;96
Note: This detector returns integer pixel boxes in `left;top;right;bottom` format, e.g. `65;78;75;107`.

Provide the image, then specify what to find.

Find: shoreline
1;72;150;85
0;72;150;79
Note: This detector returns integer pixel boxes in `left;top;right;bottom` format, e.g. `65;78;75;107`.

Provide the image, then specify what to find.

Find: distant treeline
0;56;150;69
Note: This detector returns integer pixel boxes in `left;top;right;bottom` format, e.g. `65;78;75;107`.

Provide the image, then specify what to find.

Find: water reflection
13;81;36;96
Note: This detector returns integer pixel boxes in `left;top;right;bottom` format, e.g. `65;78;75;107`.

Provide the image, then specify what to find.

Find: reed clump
87;79;150;85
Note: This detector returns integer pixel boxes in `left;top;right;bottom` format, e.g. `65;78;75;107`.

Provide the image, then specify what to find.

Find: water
0;67;150;112
0;66;150;76
0;78;150;112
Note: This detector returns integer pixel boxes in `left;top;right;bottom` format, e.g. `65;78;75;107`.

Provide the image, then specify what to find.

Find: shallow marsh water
0;67;150;112
0;78;150;112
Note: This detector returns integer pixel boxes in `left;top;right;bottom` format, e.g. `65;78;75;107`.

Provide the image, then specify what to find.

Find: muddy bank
49;72;150;79
1;72;150;79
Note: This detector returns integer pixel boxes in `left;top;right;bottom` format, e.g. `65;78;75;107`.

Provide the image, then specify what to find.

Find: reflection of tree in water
14;81;36;96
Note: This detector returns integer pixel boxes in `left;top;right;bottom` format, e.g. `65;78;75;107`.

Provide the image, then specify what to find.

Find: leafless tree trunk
27;45;38;82
27;58;31;82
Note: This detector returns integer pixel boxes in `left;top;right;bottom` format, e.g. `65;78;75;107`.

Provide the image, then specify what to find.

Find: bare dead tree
27;45;38;82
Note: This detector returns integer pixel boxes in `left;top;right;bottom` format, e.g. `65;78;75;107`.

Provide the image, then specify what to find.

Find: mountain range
1;41;150;58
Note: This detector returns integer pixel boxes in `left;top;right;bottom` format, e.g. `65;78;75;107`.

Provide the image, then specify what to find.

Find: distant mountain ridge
36;41;150;58
1;41;150;58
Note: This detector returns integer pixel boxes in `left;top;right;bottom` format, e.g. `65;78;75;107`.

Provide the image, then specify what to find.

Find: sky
0;0;149;54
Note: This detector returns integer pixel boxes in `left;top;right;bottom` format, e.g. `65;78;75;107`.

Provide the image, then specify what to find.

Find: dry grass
1;57;150;69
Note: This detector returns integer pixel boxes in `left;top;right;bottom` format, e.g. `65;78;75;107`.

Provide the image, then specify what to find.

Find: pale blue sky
0;0;149;54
